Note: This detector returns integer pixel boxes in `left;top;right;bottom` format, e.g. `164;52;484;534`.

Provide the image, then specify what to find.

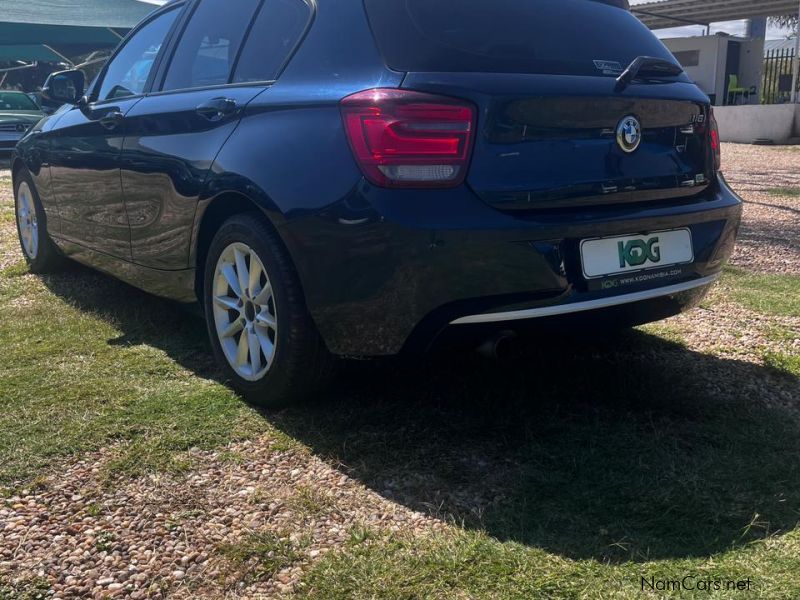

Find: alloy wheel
212;243;278;381
16;181;39;260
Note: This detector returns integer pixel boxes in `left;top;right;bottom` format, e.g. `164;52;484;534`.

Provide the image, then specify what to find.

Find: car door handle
99;110;124;131
196;98;238;122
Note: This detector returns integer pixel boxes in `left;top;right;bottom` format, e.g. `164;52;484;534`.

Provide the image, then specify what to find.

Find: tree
769;15;799;31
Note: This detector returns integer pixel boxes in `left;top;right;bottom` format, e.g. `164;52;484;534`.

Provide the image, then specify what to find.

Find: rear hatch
364;0;715;211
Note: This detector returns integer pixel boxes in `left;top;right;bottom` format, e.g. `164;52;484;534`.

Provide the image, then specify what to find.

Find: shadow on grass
41;263;800;564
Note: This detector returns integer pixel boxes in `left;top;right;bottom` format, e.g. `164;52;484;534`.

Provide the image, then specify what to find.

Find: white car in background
0;91;45;157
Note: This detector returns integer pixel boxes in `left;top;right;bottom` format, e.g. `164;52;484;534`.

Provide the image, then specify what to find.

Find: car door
47;5;183;260
119;0;270;270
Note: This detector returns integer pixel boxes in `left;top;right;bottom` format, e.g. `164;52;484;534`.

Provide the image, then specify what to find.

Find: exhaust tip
476;330;518;361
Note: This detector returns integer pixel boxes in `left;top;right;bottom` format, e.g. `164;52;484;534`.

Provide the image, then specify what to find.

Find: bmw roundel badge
616;115;642;153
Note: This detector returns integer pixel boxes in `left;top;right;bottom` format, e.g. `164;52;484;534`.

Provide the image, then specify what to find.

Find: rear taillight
341;89;476;188
709;109;721;171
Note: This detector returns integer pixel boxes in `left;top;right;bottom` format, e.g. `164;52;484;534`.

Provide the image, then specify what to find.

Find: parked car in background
11;0;742;406
0;90;45;155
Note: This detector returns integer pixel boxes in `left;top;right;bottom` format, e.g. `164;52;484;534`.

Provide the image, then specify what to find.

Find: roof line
631;8;710;26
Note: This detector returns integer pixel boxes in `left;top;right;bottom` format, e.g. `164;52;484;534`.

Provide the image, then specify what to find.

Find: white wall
664;36;722;100
715;105;799;143
795;105;800;137
663;35;765;106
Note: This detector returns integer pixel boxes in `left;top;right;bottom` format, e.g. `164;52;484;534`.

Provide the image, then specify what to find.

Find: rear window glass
233;0;312;83
363;0;676;77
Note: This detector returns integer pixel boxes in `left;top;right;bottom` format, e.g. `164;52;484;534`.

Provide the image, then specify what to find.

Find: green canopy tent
0;0;157;64
0;45;69;63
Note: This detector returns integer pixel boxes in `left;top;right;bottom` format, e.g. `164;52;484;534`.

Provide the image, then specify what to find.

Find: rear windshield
363;0;676;77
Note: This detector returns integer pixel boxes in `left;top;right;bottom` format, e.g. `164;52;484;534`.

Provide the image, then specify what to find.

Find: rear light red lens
341;89;476;188
709;109;721;171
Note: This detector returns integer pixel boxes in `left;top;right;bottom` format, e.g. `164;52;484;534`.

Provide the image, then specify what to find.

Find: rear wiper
614;56;683;92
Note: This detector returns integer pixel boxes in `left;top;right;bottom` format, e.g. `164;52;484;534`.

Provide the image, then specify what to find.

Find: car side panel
13;107;200;304
53;237;198;303
12;109;69;234
120;87;266;270
193;0;400;276
47;100;144;261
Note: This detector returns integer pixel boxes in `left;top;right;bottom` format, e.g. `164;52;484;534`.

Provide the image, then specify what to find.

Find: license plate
580;229;693;279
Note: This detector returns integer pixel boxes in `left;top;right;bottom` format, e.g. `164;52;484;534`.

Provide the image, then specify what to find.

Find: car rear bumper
280;174;742;356
450;273;719;325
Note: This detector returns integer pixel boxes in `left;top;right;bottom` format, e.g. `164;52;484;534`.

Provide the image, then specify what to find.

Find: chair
727;74;750;105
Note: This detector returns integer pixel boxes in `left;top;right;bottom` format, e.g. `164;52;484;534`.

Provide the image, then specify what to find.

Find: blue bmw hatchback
12;0;742;405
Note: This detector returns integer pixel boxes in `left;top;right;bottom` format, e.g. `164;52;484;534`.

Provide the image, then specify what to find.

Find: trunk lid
402;72;713;211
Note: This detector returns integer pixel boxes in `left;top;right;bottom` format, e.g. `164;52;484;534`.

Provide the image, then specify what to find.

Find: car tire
203;212;334;407
14;168;64;273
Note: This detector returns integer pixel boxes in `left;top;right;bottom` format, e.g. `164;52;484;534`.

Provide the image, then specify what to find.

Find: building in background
633;0;799;105
633;0;799;143
661;28;767;106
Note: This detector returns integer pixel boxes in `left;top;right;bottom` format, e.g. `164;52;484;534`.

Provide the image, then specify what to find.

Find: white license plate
581;229;694;279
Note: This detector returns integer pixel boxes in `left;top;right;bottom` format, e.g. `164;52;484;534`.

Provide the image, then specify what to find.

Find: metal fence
762;47;797;104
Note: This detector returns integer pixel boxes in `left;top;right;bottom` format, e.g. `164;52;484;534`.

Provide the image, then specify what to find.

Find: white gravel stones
0;439;441;599
723;144;800;275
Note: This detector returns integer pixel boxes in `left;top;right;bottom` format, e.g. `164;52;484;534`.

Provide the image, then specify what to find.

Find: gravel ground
722;144;800;275
1;441;440;599
663;290;800;384
662;144;800;368
1;144;799;598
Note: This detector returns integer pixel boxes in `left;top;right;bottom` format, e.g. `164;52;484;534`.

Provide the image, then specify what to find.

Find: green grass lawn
300;528;800;599
0;258;272;483
767;187;800;198
722;267;800;318
1;181;799;598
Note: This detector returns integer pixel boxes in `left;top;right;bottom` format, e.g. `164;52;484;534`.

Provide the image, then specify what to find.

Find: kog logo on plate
618;237;661;268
